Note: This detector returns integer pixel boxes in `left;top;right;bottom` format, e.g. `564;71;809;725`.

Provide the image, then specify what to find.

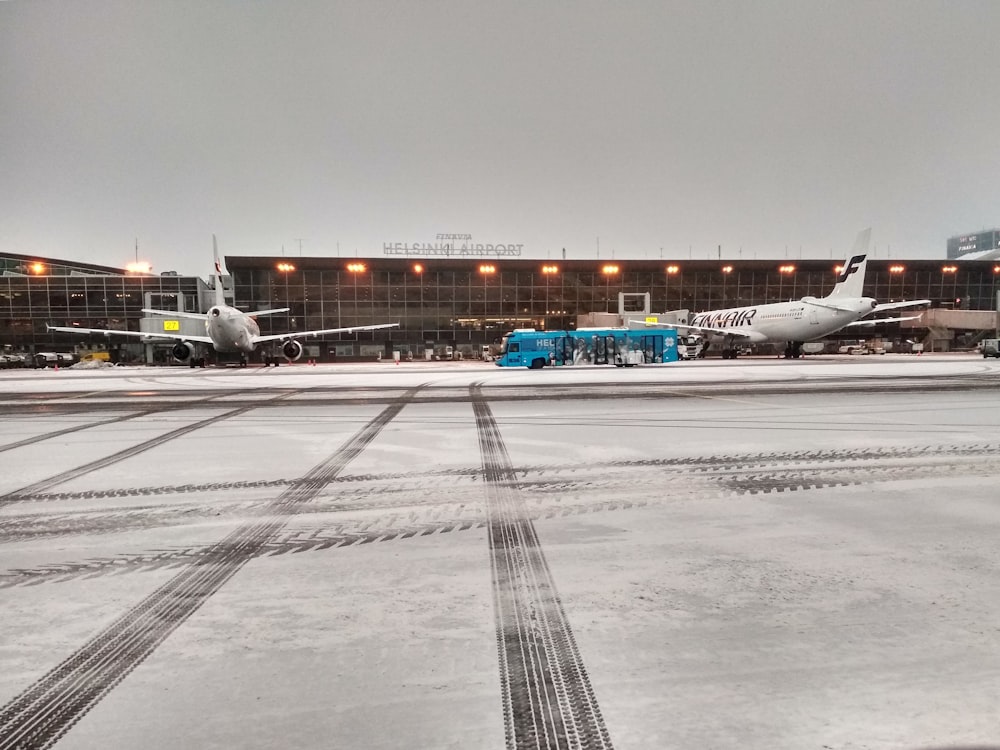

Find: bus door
640;334;664;363
593;335;615;365
553;336;573;366
501;339;522;366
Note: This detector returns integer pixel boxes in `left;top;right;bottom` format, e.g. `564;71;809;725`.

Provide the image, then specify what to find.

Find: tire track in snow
0;386;420;750
471;382;614;750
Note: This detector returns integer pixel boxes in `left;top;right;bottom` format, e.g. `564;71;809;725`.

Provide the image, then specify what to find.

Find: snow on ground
1;355;999;749
1;352;997;395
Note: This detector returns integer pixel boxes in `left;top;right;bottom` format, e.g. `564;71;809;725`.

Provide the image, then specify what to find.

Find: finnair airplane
48;237;398;367
674;229;929;358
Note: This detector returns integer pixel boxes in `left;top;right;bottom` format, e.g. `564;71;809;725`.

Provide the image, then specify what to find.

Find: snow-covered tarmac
1;354;999;749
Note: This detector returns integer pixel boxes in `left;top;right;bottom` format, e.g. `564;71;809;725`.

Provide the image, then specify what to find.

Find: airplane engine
281;340;304;362
171;341;195;362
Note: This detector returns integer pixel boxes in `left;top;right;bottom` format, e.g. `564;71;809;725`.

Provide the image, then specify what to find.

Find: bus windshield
499;335;511;354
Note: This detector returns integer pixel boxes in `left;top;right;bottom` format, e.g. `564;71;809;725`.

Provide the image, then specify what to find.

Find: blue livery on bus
495;328;679;369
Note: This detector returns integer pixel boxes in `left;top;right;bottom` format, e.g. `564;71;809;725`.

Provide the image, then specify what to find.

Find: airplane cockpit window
211;308;221;317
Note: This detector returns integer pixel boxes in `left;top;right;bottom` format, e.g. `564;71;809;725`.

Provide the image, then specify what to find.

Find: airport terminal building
4;250;1000;362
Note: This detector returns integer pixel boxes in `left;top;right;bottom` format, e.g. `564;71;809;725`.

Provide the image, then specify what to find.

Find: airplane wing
47;324;215;344
870;299;931;313
843;313;924;328
252;322;399;344
651;321;756;340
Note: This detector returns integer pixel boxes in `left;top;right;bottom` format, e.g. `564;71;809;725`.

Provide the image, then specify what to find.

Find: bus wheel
529;358;546;369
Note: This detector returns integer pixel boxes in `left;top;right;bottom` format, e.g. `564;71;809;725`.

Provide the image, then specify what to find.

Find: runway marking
0;387;421;750
472;382;614;750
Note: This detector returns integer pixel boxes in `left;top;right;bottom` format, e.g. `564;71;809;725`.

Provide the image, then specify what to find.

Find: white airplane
672;229;930;358
48;237;399;367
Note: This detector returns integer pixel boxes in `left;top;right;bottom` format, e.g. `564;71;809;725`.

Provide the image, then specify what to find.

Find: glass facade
230;256;1000;356
1;253;208;358
5;251;1000;360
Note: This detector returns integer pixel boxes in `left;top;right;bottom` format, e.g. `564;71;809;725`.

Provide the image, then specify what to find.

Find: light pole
601;264;619;313
412;262;424;334
666;265;679;313
541;264;558;328
347;262;366;328
276;262;295;331
994;264;1000;337
479;264;496;340
888;264;905;303
721;265;733;305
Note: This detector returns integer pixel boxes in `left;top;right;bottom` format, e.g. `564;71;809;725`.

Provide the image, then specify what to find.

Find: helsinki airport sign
384;234;523;257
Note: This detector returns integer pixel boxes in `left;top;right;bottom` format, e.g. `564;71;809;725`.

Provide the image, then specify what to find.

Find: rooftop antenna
294;238;305;257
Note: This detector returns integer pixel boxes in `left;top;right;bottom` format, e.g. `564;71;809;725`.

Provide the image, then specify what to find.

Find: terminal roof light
479;264;496;274
276;262;296;272
779;264;796;274
541;265;559;274
601;264;620;275
721;265;733;274
665;265;680;275
889;264;906;274
347;262;367;273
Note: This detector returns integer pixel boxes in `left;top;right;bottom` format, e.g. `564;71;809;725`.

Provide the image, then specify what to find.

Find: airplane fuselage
205;305;261;354
691;296;879;345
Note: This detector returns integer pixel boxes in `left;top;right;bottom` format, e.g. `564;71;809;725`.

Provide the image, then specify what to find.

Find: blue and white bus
495;328;679;369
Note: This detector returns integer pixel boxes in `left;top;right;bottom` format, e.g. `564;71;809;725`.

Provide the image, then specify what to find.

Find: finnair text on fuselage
691;308;758;329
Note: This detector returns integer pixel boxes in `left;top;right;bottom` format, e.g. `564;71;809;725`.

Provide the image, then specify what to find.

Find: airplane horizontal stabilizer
141;308;207;319
246;308;290;317
844;313;924;327
871;299;931;313
801;299;864;314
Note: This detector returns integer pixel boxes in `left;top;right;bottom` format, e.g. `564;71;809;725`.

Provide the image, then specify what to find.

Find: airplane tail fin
213;234;225;307
827;228;871;299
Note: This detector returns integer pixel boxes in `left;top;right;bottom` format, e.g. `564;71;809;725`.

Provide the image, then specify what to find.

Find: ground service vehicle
495;328;678;369
982;338;1000;358
677;334;705;360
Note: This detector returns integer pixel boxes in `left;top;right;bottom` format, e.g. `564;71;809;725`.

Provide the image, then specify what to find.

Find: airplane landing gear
783;342;803;359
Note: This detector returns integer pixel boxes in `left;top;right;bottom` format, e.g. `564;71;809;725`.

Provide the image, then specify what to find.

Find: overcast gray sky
2;0;998;276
